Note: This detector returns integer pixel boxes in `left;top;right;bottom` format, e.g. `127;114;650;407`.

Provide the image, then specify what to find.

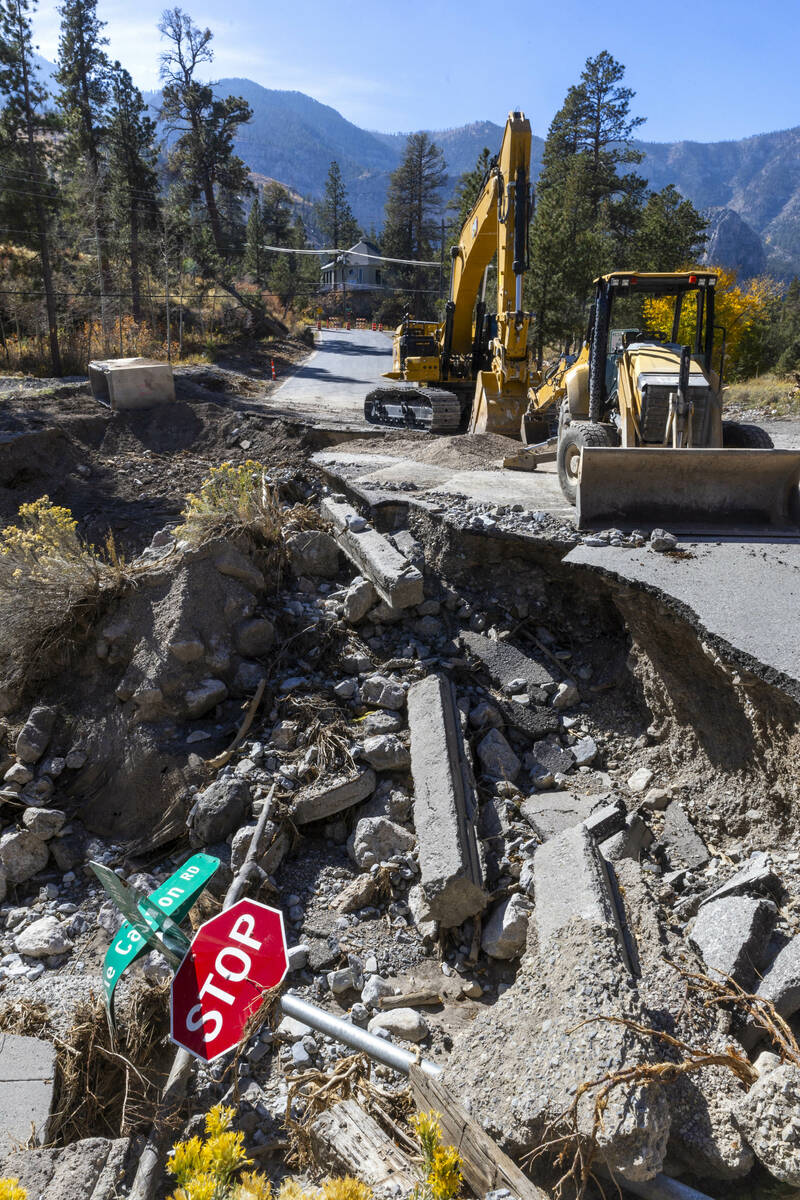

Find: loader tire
557;421;617;506
722;421;774;449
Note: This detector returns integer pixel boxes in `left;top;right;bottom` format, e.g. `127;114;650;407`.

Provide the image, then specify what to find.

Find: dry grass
0;982;170;1144
0;499;134;696
724;374;800;416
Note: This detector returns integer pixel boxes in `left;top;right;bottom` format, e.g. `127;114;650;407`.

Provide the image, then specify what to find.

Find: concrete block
407;674;487;927
660;802;710;870
521;791;595;840
700;851;783;907
583;801;626;842
321;496;423;609
2;1137;132;1200
89;357;175;410
532;824;620;951
0;1033;56;1156
756;935;800;1020
460;631;556;693
689;896;777;986
292;768;376;825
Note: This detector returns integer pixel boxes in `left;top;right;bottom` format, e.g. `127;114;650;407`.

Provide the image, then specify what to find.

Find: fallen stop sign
170;899;288;1062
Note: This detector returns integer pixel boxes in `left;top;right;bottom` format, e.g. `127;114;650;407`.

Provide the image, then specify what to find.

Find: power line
260;244;440;267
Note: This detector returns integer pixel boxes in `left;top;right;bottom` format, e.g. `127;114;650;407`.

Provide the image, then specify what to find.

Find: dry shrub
0;497;131;694
0;981;170;1144
725;374;800;416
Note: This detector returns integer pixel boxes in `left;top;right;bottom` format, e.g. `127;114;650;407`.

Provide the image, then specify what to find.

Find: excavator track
364;386;462;434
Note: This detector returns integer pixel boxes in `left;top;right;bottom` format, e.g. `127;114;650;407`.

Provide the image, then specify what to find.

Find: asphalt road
263;328;393;427
566;539;800;695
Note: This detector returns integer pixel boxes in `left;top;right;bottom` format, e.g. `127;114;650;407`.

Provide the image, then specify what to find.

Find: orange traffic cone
271;359;277;381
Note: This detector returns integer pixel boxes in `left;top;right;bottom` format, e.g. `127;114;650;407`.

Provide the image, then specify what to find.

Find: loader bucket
469;371;527;438
576;447;800;534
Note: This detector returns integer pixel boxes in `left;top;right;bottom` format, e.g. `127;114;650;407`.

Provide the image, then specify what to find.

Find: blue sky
33;0;800;142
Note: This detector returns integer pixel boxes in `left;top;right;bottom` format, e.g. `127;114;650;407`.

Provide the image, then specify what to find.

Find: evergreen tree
315;161;359;249
107;62;159;323
633;184;706;271
449;145;491;234
382;132;446;307
244;189;264;283
0;0;61;372
527;51;646;361
56;0;113;331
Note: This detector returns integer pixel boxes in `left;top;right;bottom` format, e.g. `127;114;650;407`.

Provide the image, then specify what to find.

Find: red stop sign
170;899;288;1062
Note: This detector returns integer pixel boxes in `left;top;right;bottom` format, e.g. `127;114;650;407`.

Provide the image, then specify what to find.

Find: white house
320;239;385;294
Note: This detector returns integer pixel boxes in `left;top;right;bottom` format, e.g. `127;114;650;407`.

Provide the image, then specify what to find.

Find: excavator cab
555;271;800;532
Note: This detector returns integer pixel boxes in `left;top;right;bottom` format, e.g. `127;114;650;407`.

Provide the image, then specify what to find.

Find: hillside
25;57;800;277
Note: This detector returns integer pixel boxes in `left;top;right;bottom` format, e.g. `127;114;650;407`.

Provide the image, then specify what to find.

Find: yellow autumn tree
643;267;778;380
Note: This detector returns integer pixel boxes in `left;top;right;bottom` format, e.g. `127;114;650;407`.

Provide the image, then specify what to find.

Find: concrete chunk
521;791;594;840
89;357;175;410
700;851;783;907
660;801;710;870
532;824;620;951
460;630;556;693
408;674;487;927
689;895;777;986
756;935;800;1020
292;768;376;824
0;1033;56;1156
321;496;423;609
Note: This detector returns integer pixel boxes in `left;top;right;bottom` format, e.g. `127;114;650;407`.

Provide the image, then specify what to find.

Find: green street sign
92;853;219;1021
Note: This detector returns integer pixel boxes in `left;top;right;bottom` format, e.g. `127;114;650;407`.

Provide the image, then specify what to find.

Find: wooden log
409;1065;548;1200
309;1099;417;1195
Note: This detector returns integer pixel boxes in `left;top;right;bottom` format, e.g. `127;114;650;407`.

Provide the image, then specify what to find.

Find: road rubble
0;347;799;1200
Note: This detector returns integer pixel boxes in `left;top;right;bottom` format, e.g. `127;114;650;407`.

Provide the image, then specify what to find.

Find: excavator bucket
469;371;528;438
576;447;800;534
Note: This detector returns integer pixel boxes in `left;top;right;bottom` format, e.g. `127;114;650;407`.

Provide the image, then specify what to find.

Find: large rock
16;916;73;958
361;734;410;772
0;829;49;883
2;1136;133;1200
350;816;416;868
234;618;275;657
475;729;520;782
755;934;800;1019
367;1008;429;1043
188;777;250;847
342;578;376;623
361;675;405;711
689;895;777;986
185;678;228;718
23;808;67;840
735;1063;800;1185
292;768;376;825
286;529;340;578
407;674;487;928
481;894;530;959
15;706;57;764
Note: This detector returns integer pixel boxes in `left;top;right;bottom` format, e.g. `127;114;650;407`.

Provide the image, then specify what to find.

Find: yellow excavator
522;271;800;531
364;111;532;436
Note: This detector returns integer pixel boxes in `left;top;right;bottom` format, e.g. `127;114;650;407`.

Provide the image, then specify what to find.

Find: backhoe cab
536;271;800;532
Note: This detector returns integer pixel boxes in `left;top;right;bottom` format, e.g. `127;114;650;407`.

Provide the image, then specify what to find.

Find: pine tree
449;146;491;234
315;161;359;249
527;51;646;361
157;7;284;332
633;184;707;271
0;0;61;372
382;132;446;308
56;0;113;335
244;189;264;283
107;62;159;323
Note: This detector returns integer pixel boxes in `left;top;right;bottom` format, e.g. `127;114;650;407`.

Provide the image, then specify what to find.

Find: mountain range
26;59;800;278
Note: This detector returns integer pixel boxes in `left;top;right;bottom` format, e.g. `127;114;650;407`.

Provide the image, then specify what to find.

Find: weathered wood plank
310;1098;417;1195
409;1066;548;1200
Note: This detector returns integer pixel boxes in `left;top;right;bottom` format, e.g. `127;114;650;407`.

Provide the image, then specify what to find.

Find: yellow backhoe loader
364;111;532;436
522;271;800;532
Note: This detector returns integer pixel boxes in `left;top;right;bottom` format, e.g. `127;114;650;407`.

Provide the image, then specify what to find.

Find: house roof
321;239;382;272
